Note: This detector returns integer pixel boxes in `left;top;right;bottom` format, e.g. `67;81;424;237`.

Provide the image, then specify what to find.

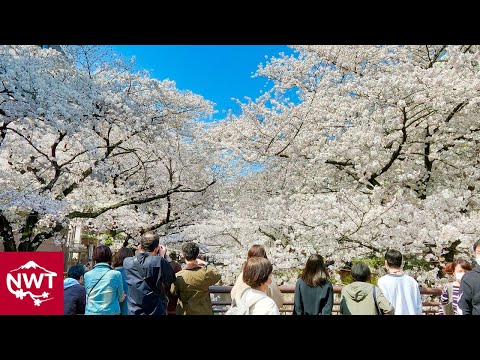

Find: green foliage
352;256;384;269
403;255;437;272
276;268;302;282
81;233;97;239
338;270;380;286
21;229;33;237
338;270;353;285
342;254;440;286
90;230;128;247
340;256;385;285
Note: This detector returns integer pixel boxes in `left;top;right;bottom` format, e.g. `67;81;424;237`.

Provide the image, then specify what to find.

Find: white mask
455;272;465;281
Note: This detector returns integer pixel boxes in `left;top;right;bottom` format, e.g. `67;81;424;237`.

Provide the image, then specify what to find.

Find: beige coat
231;271;284;309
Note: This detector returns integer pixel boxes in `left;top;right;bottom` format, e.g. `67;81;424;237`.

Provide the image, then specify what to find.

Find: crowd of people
63;232;480;315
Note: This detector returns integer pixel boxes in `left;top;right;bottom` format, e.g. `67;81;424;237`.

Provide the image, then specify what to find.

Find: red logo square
0;252;64;315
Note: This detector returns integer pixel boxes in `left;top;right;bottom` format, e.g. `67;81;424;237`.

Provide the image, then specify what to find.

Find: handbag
441;283;454;315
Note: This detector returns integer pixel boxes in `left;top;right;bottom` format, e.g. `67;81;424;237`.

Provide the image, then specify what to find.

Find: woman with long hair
112;247;134;315
293;254;334;315
231;244;284;309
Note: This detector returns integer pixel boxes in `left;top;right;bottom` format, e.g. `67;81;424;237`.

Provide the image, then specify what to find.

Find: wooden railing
209;285;442;315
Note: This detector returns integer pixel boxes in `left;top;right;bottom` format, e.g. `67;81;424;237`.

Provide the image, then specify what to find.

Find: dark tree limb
0;211;16;251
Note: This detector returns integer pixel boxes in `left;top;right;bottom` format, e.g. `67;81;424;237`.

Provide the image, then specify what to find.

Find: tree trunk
0;212;16;251
17;240;35;251
1;211;62;252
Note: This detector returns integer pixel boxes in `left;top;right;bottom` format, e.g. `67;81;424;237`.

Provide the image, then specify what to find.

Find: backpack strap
132;254;164;296
88;268;111;297
447;282;453;304
132;255;146;279
372;285;382;315
241;288;267;309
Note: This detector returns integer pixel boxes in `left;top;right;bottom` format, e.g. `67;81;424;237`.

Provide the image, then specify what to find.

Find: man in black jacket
64;264;86;315
123;231;176;315
458;240;480;315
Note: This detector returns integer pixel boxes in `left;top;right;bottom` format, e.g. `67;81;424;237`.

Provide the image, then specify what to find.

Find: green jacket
171;264;221;315
340;281;394;315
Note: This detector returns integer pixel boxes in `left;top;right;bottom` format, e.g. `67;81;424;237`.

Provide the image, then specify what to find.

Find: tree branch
427;45;447;69
66;181;215;219
337;235;380;253
368;108;408;186
6;127;51;162
18;222;65;251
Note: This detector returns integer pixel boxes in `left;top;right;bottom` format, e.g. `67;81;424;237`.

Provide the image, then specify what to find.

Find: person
85;262;92;271
458;240;480;315
84;245;126;315
377;249;423;315
112;247;134;315
123;231;176;315
473;240;480;267
438;258;472;315
164;247;182;315
231;244;284;309
171;242;221;315
293;254;334;315
235;256;280;315
64;264;86;315
339;261;394;315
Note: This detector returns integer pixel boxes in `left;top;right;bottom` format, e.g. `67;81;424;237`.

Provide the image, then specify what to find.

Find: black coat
64;283;86;315
458;266;480;315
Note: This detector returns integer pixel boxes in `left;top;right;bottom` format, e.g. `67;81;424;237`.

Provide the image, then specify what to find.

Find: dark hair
182;242;200;261
351;262;371;282
385;249;402;269
93;245;112;264
141;231;160;252
67;264;85;280
442;258;473;275
473;240;480;252
243;257;273;288
112;247;134;268
301;254;329;286
247;244;267;260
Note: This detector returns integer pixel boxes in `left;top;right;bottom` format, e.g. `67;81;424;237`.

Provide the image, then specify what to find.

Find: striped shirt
439;283;461;315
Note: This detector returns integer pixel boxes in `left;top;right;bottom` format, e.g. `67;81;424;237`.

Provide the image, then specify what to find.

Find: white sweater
377;273;423;315
231;271;284;308
241;288;280;315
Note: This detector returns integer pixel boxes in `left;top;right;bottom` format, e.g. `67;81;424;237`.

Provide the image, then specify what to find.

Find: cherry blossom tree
2;45;479;287
0;45;219;251
193;45;480;286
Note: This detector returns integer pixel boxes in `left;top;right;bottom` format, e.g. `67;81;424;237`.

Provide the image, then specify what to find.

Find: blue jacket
84;263;124;315
114;267;129;315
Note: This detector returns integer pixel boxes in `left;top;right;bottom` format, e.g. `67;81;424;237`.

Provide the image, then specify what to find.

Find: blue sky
110;45;295;120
